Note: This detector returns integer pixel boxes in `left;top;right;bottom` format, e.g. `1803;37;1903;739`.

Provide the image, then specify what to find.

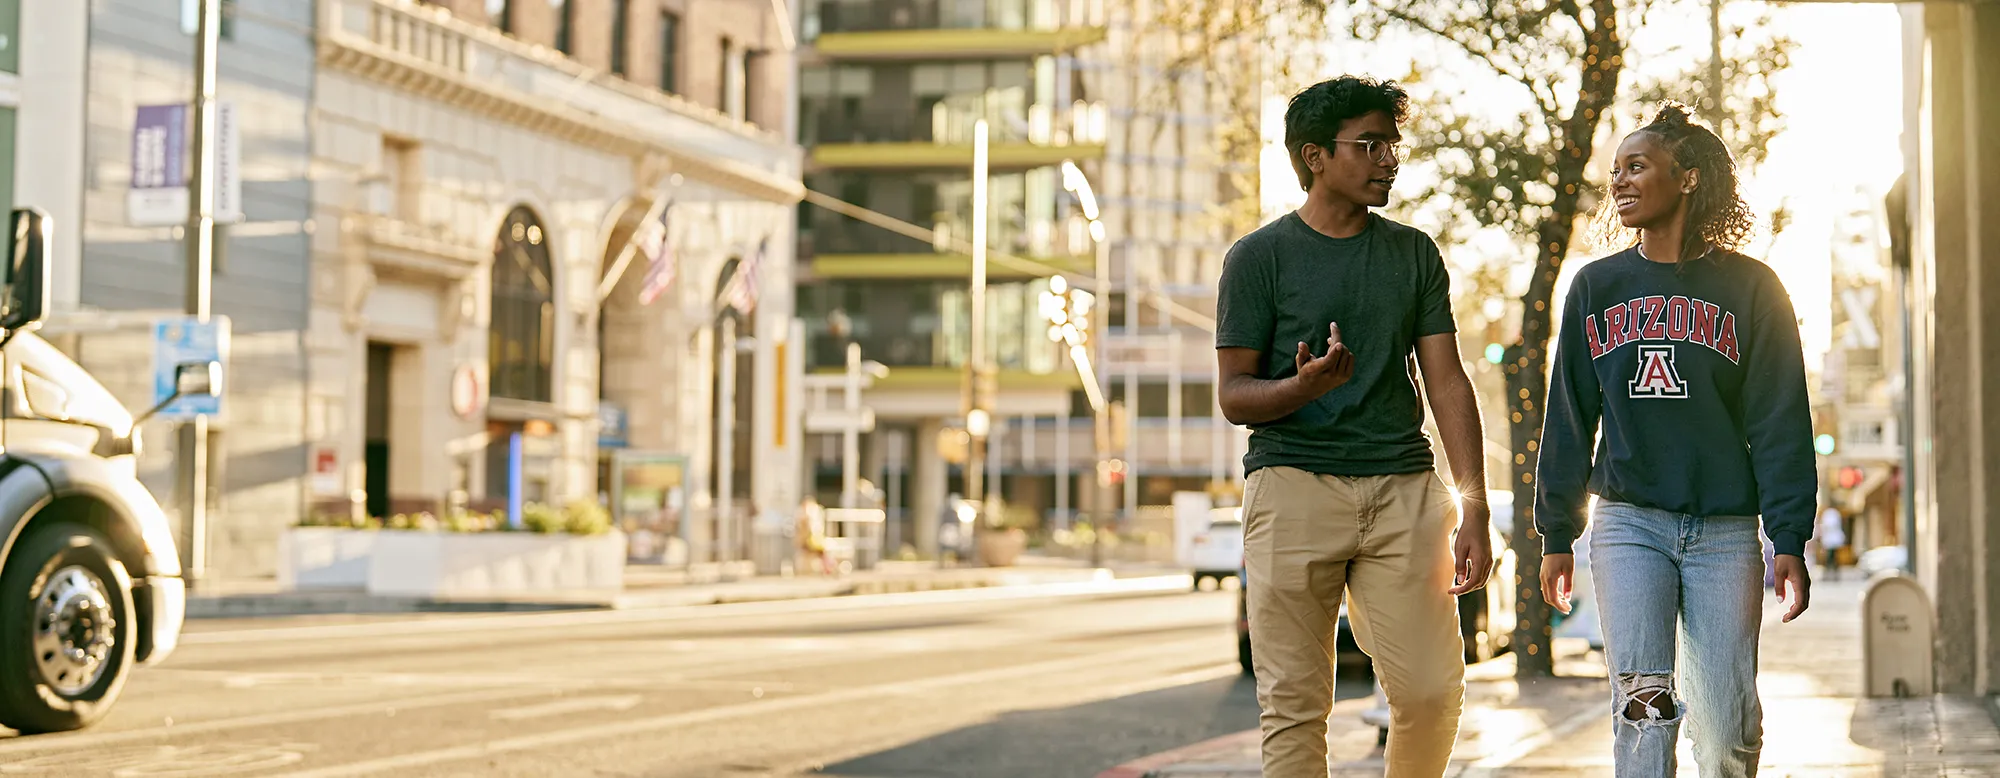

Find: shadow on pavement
814;670;1374;778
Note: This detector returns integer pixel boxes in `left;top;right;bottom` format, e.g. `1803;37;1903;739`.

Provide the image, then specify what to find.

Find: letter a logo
1629;345;1689;399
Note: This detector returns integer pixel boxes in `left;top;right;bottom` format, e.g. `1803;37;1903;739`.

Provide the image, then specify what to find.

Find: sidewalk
186;556;1183;619
1101;576;2000;777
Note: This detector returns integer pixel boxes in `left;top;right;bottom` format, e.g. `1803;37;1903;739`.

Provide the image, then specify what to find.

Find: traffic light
1815;434;1837;456
1485;343;1505;364
1838;466;1864;489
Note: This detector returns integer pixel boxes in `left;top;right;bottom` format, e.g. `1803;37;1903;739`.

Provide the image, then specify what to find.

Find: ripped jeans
1589;502;1765;778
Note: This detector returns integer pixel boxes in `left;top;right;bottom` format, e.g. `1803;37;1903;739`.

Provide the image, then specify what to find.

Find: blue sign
153;316;228;421
598;403;629;449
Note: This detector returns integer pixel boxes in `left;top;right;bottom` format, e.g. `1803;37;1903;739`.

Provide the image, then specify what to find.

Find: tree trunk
1508;0;1625;678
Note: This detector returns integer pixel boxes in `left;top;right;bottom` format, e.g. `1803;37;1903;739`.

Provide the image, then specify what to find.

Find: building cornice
320;0;804;204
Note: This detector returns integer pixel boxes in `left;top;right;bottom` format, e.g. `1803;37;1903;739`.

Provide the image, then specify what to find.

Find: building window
743;49;766;125
180;0;238;39
552;0;572;54
488;0;511;32
380;136;421;221
720;37;741;118
659;11;680;94
610;0;631;76
491;206;556;404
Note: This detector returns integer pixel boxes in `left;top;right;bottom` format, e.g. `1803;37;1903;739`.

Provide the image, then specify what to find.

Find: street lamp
1057;159;1113;568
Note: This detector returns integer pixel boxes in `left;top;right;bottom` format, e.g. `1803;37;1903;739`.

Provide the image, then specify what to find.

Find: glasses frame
1324;138;1409;166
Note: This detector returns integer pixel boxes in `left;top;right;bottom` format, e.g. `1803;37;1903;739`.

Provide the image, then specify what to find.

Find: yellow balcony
813;26;1107;60
811;252;1092;279
812;141;1104;170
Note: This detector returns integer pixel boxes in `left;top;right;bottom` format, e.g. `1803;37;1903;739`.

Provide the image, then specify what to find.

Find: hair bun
1650;101;1695;126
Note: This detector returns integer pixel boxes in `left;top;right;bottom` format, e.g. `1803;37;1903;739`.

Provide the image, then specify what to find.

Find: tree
1350;0;1796;675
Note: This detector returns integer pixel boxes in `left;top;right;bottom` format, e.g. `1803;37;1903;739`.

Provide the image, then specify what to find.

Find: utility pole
964;119;991;528
181;0;221;589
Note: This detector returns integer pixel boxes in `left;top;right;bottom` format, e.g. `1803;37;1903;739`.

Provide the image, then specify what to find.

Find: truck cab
0;208;206;733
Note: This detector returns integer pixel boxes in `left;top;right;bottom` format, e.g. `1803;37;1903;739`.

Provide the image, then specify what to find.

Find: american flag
723;238;765;315
636;198;676;306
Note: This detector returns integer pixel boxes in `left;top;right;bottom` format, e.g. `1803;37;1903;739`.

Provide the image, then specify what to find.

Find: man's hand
1449;502;1494;595
1541;553;1575;614
1293;322;1355;397
1774;554;1812;623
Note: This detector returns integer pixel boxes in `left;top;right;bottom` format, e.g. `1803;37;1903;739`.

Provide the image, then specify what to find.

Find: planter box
366;531;627;599
279;527;380;590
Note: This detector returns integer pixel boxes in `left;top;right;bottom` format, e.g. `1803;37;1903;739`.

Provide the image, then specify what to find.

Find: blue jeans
1589;502;1765;778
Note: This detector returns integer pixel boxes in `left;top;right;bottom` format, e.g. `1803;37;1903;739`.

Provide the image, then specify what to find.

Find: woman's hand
1541;553;1575;615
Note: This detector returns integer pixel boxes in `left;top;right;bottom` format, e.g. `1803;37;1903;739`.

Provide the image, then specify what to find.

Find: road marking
182;574;1194;646
272;636;1221;778
0;742;316;776
0;688;538;756
488;695;642;721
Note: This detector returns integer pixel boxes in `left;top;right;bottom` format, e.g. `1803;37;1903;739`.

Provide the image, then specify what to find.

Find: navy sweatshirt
1534;248;1819;557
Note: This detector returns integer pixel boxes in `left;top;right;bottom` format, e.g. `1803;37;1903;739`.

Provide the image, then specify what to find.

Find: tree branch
1370;4;1561;121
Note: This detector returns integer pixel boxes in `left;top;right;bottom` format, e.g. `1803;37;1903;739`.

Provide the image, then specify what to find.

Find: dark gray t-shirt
1215;212;1456;476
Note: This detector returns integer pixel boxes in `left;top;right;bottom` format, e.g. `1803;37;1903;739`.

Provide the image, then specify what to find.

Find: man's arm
1218;323;1353;426
1416;331;1492;595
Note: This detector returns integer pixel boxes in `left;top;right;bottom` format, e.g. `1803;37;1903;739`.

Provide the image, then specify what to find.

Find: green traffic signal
1815;434;1836;456
1485;343;1505;364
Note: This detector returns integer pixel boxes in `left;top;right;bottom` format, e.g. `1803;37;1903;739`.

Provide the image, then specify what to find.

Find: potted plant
366;501;626;599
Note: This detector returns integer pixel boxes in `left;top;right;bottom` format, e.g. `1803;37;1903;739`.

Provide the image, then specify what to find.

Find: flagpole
598;175;682;303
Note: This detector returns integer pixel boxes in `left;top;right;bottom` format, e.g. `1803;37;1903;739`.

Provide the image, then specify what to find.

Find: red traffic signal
1837;466;1865;490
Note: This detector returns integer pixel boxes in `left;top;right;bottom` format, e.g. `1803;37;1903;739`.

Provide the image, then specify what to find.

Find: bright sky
1258;2;1906;369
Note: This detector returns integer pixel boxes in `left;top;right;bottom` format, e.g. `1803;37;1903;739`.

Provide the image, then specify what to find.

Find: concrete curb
1096;730;1262;778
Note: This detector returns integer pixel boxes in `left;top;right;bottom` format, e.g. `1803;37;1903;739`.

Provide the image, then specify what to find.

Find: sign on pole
152;316;229;421
128;105;189;227
214;100;243;225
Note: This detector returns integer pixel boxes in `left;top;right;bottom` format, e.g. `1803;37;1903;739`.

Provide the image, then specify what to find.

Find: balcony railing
324;0;800;183
814;0;1102;34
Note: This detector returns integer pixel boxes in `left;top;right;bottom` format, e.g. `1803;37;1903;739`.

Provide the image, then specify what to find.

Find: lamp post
1056;160;1111;568
963;120;992;532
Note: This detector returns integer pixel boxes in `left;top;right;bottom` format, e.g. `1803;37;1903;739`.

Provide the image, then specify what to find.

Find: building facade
1897;0;2000;698
57;0;316;581
793;0;1251;558
307;0;803;568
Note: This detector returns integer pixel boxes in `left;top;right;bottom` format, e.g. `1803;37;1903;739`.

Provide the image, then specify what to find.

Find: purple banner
131;104;186;190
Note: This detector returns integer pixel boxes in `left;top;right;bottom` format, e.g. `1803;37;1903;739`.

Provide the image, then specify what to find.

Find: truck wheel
0;524;136;733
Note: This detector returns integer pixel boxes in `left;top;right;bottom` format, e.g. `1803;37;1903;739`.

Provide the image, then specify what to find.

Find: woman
1535;103;1816;778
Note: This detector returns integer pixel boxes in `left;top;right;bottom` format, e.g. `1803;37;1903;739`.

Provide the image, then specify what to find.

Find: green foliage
521;502;565;534
561;501;613;536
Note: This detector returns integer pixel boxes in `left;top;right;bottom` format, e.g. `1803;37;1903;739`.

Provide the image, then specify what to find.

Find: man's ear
1304;143;1325;174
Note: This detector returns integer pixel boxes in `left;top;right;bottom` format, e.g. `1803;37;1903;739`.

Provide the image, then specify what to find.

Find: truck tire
0;523;136;733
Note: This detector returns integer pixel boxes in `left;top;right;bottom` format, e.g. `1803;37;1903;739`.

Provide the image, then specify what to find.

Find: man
1216;76;1493;778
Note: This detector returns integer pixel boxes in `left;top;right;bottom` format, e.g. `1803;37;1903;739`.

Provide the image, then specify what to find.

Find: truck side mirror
175;361;220;398
1;208;52;333
134;361;222;426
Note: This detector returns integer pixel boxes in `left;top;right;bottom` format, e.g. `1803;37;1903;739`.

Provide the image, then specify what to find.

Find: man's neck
1296;194;1371;239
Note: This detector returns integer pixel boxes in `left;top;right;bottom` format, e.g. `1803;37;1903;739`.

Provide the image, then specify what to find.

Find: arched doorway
486;205;558;504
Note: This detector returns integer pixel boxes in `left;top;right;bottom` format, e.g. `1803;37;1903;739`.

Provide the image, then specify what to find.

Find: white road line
272;636;1223;778
182;575;1193;646
0;687;540;756
488;695;642;721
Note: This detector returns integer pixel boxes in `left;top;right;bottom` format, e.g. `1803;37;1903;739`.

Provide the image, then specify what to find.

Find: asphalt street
0;578;1369;777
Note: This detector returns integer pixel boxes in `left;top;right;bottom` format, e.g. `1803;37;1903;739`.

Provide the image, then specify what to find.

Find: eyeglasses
1325;139;1409;166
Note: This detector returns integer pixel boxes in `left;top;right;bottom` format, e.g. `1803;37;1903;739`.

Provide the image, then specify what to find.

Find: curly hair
1284;76;1411;191
1589;102;1757;268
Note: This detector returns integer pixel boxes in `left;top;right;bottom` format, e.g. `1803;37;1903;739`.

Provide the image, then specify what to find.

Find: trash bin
1862;571;1934;697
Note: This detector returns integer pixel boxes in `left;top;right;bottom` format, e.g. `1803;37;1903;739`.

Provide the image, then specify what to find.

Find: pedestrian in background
1818;504;1847;580
1216;75;1494;778
1537;103;1818;778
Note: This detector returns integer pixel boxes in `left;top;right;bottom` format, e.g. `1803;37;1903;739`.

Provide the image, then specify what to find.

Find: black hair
1591;101;1758;268
1284;76;1411;191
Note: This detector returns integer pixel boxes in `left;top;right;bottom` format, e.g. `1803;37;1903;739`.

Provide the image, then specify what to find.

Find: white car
1188;512;1243;589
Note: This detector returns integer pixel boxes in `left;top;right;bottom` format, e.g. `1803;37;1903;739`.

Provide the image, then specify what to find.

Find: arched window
491;206;555;404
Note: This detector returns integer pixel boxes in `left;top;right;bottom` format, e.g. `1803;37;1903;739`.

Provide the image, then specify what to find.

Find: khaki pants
1244;466;1466;778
